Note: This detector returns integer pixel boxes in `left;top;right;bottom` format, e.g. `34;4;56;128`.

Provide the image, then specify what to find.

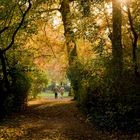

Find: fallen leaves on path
0;97;139;140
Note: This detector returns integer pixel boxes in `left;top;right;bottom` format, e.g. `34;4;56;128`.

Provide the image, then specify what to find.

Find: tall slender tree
126;1;139;76
112;0;123;78
60;0;78;98
60;0;77;65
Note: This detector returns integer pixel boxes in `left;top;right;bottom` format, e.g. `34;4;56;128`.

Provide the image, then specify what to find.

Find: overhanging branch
0;27;8;34
2;0;32;53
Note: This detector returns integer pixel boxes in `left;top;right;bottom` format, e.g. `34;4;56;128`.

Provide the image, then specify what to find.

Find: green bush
68;58;140;131
10;65;31;112
67;58;105;104
29;70;48;99
0;65;31;118
86;70;140;131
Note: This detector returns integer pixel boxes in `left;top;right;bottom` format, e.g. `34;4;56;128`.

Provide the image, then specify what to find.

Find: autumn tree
59;0;79;98
60;0;78;65
0;0;31;89
111;0;123;79
0;0;32;116
125;0;140;76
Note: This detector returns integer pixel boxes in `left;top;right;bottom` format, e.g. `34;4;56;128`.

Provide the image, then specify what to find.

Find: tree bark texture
127;6;139;76
60;0;78;99
112;0;123;77
0;50;10;92
60;0;77;65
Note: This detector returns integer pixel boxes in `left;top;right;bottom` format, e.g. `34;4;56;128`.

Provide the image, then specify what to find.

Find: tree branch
43;24;57;58
0;27;8;34
2;0;32;53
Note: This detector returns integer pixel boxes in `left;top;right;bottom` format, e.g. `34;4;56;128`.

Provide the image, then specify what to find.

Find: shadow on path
0;98;139;140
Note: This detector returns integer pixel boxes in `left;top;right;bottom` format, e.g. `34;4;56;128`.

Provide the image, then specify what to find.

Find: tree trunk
60;0;77;65
127;6;139;76
0;50;10;91
112;0;123;78
60;0;78;99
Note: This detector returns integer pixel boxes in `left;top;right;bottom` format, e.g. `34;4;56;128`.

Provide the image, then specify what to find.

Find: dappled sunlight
1;98;139;139
0;99;99;140
28;97;74;110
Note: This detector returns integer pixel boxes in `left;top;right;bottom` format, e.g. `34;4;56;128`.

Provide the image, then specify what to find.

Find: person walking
53;86;59;99
59;86;65;99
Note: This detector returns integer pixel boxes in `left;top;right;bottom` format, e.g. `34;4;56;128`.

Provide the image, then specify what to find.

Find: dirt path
0;97;139;140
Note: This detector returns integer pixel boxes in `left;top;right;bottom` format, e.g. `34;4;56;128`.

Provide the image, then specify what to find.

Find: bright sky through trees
52;11;62;28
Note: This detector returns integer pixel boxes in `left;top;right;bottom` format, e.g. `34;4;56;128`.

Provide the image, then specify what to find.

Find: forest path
0;97;138;140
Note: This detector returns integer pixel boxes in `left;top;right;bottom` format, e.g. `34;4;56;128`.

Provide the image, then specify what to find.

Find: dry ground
0;97;139;140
